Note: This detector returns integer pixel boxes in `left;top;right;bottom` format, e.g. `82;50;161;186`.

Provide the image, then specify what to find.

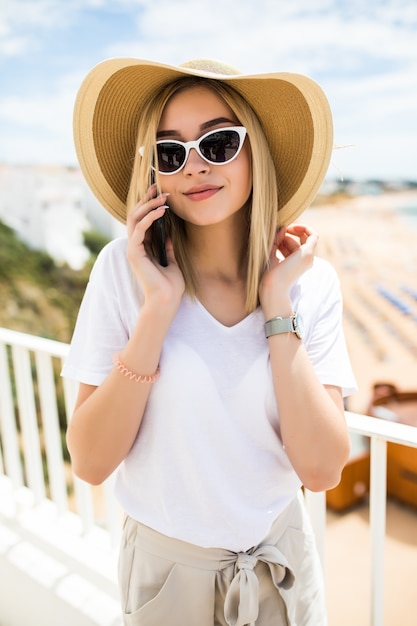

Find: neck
186;214;249;284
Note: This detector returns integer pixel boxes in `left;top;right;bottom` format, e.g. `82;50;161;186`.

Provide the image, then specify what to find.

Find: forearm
269;332;350;491
66;305;171;485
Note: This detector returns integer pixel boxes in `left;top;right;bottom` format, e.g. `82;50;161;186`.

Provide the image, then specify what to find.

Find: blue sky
1;0;417;181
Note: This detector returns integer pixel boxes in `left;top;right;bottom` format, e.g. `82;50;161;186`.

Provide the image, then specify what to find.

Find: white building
0;164;124;269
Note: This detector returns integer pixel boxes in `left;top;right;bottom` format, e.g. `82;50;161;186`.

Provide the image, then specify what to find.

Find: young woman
64;58;357;625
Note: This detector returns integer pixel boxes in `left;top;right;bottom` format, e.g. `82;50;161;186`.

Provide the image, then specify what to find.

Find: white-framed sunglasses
139;126;247;175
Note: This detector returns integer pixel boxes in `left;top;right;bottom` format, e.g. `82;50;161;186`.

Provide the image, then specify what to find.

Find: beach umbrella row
375;284;414;317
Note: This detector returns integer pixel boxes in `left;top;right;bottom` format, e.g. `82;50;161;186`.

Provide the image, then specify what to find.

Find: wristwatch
264;313;303;340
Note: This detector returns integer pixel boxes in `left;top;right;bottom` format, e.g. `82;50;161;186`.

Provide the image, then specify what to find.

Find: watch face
294;313;304;339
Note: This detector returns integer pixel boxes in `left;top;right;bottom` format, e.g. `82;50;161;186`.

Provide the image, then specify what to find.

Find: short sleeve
292;257;357;397
61;237;142;386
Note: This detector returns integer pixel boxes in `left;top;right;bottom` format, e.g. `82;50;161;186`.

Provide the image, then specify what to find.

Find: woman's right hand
126;184;185;313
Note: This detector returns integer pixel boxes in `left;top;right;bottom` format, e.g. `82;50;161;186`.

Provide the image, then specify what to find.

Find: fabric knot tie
236;553;257;572
224;545;294;626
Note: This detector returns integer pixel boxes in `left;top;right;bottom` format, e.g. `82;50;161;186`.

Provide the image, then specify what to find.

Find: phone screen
152;215;168;267
151;173;168;267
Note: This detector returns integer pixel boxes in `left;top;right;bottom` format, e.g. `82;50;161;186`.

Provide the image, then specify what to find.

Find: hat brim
74;58;333;225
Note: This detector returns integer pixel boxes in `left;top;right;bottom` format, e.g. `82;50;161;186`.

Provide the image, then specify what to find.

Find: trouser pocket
118;518;216;626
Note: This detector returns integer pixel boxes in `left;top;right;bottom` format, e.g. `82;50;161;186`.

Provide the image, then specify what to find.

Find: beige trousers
118;491;326;626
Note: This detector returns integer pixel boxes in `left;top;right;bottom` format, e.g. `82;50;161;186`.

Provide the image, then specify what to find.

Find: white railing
0;327;123;626
0;327;121;545
1;327;417;626
306;413;417;626
346;412;417;626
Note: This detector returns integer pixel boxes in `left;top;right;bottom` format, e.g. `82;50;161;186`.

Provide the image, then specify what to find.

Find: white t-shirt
62;237;356;551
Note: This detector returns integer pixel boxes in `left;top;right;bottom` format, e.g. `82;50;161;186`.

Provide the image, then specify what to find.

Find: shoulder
87;236;141;302
308;255;339;280
294;256;340;296
94;236;128;266
89;237;129;280
290;256;342;326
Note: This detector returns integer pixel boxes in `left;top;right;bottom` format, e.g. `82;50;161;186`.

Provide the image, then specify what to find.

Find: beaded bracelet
112;354;160;384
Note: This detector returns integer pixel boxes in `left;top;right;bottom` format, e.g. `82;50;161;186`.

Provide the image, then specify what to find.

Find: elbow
302;466;344;493
70;460;108;486
67;449;109;486
300;445;351;493
66;430;110;486
305;426;351;492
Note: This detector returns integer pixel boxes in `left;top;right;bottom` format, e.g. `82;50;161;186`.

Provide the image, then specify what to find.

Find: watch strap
264;314;301;339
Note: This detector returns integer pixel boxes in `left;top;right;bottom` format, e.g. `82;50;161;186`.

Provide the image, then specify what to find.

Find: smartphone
153;214;168;267
151;173;168;267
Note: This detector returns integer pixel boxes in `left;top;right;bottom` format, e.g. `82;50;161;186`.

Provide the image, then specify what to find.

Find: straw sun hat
73;58;333;225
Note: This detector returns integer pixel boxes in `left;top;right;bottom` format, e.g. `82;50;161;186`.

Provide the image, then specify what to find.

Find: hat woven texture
74;58;333;225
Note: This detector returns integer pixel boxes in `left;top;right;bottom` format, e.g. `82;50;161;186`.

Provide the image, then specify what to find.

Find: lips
184;185;222;201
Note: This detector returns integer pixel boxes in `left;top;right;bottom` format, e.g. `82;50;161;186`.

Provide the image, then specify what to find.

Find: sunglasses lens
200;130;241;163
154;128;244;174
157;143;186;173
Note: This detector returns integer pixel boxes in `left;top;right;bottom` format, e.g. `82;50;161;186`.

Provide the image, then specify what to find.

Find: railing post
369;436;387;626
0;342;24;488
12;345;46;503
304;489;326;571
35;351;68;514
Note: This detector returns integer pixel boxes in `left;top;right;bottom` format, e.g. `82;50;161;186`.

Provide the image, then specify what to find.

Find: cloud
0;0;142;58
0;1;63;56
72;4;415;84
1;0;416;178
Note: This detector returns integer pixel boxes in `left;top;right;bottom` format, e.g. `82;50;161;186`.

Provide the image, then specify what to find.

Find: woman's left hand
259;224;318;316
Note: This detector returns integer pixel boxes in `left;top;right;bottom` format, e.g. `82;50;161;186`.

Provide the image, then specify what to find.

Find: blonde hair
127;77;278;312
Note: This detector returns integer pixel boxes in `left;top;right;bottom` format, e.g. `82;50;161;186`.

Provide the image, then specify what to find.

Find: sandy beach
304;190;417;414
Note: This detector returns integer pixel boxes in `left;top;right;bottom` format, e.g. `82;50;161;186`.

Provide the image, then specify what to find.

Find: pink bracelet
112;354;160;384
